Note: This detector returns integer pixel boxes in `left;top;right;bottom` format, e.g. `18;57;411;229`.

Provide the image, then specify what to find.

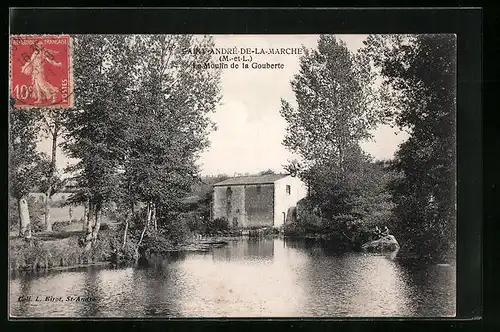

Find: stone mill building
212;174;307;228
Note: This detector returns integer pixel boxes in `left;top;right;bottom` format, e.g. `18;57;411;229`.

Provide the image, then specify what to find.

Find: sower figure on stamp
21;45;62;104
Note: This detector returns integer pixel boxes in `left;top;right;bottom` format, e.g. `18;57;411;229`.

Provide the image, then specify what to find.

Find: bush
180;211;205;233
52;220;71;232
99;223;110;231
208;217;230;233
141;233;176;254
297;208;324;227
92;230;137;263
102;201;119;222
9;197;19;231
158;213;192;244
178;211;230;235
321;214;357;232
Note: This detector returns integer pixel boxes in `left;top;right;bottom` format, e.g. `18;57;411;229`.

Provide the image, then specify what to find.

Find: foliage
285;216;325;237
51;220;71;232
362;34;456;260
208;217;230;233
62;35;131;209
121;34;221;217
8;99;46;200
180;211;204;233
280;35;380;171
60;34;222;247
279;35;391;241
285;145;396;239
140;234;177;254
156;213;192;245
8;197;18;231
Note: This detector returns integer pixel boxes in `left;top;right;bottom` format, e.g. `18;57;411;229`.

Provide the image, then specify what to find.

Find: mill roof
213;174;289;186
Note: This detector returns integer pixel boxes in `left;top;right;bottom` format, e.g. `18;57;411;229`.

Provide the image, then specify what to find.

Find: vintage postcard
9;33;457;318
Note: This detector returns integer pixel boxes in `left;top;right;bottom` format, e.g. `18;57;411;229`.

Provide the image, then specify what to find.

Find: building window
256;185;261;194
286;185;291;195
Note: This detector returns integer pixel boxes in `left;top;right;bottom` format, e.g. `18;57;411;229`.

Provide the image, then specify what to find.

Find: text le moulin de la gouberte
186;47;303;70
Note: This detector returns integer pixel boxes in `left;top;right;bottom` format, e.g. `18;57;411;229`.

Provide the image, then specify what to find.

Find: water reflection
396;259;456;317
211;238;275;261
10;238;455;317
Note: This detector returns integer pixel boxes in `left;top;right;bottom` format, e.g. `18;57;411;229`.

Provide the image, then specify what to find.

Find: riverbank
9;229;122;272
9;227;277;272
9;224;449;273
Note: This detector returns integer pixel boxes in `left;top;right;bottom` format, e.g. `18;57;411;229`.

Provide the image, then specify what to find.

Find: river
9;237;455;317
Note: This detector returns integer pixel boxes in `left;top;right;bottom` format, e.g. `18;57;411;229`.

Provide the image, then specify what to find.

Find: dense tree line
280;35;392;245
10;34;456;261
10;35;222;252
362;35;456;260
281;34;456;261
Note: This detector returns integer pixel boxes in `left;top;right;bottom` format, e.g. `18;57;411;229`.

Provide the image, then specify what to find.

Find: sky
197;34;408;176
38;34;409;177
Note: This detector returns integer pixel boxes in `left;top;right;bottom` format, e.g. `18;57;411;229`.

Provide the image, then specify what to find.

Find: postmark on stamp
10;35;74;109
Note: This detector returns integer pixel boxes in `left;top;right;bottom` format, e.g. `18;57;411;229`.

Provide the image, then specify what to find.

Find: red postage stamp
10;35;74;109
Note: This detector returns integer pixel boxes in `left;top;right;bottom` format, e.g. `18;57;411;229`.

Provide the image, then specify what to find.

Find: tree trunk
91;208;101;242
84;202;95;249
82;199;89;231
146;201;152;228
44;124;58;232
122;211;130;249
137;202;152;247
18;196;31;238
44;192;52;232
152;202;157;232
87;202;94;235
338;142;344;172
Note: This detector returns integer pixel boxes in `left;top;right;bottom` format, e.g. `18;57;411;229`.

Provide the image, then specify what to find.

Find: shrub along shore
9;222;394;273
9;223;281;273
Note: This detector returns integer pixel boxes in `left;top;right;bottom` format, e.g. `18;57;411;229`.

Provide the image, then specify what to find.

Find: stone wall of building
213;176;307;229
244;184;274;227
213;185;246;227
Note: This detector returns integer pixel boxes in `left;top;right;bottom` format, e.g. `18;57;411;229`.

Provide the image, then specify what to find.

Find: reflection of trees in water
282;238;417;316
395;259;456;316
78;268;102;317
283;237;347;257
140;251;187;270
211;238;275;261
132;256;184;316
14;273;32;317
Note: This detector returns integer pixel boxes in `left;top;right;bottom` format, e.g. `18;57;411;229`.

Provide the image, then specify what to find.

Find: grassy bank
9;228;137;272
9;224;279;272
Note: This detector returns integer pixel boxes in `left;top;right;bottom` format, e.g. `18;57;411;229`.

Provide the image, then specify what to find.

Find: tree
38;109;66;231
9;97;46;238
280;35;379;172
123;35;221;245
62;35;132;248
258;169;276;175
280;35;382;222
62;34;222;249
362;34;456;260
